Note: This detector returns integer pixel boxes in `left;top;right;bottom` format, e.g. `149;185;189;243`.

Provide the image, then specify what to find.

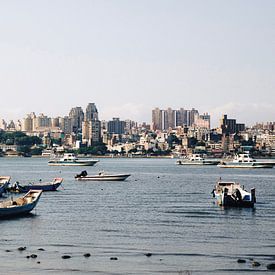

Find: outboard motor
75;170;88;178
235;189;242;201
251;188;256;203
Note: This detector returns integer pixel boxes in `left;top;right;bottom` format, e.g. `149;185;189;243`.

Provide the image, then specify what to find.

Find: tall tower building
166;107;176;129
69;107;84;133
82;103;101;146
85;103;98;121
152;108;163;130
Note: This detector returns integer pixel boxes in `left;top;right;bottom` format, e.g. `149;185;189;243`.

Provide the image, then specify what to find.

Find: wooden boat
217;153;274;168
48;153;98;166
212;179;256;208
10;178;63;192
0;190;42;218
0;176;11;197
176;154;220;165
75;170;131;181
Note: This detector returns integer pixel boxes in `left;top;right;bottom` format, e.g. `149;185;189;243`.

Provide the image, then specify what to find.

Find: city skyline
0;103;274;129
0;1;274;127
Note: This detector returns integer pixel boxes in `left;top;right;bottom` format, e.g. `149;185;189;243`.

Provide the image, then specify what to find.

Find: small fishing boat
217;153;274;168
0;176;11;197
0;190;42;218
75;170;131;181
48;153;98;166
10;178;63;192
176;154;220;165
212;179;256;208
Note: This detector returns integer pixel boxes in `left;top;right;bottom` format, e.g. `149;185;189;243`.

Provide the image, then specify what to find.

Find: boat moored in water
48;153;98;166
217;153;274;168
176;154;220;165
0;190;42;218
212;179;256;208
9;178;63;193
75;170;131;181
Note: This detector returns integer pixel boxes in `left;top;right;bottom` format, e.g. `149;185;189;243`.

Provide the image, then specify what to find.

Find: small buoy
237;259;246;263
37;261;41;264
26;255;30;259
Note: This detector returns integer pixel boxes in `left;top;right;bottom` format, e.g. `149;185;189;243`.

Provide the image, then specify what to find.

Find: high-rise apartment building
152;107;200;130
82;103;101;146
152;108;162;130
33;113;51;130
194;113;211;129
107;118;126;134
85;103;98;121
69;107;84;133
219;114;245;135
82;120;101;146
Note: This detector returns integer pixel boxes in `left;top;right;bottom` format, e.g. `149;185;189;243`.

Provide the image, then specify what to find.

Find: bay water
0;157;274;274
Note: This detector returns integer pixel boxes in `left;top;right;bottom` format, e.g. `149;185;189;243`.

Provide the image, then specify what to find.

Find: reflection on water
0;157;275;274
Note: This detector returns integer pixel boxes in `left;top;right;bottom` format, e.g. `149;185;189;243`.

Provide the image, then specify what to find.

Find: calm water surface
0;157;274;274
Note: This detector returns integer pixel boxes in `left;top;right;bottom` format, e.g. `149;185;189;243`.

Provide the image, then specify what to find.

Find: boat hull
76;174;131;181
214;193;254;208
48;160;98;166
177;160;220;165
217;163;273;168
18;181;62;192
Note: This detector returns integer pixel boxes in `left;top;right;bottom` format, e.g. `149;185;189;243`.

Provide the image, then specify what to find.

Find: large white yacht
176;154;220;165
217;153;274;168
48;153;99;166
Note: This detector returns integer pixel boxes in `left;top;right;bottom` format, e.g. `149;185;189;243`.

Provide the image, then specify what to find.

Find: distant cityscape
0;103;275;157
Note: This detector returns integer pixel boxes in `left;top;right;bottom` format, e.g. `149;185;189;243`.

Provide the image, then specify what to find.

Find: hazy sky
0;0;274;127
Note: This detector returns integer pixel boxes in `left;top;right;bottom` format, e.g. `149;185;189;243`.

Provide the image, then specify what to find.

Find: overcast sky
0;0;274;127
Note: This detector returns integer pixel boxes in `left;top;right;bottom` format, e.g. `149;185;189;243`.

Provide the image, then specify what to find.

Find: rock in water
267;263;275;270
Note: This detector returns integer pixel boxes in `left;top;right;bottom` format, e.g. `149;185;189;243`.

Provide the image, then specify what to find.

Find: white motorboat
217;153;274;168
176;154;220;165
48;153;98;166
212;179;256;208
75;170;131;181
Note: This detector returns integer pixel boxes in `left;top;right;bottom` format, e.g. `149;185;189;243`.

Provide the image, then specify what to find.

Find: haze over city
0;0;274;127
